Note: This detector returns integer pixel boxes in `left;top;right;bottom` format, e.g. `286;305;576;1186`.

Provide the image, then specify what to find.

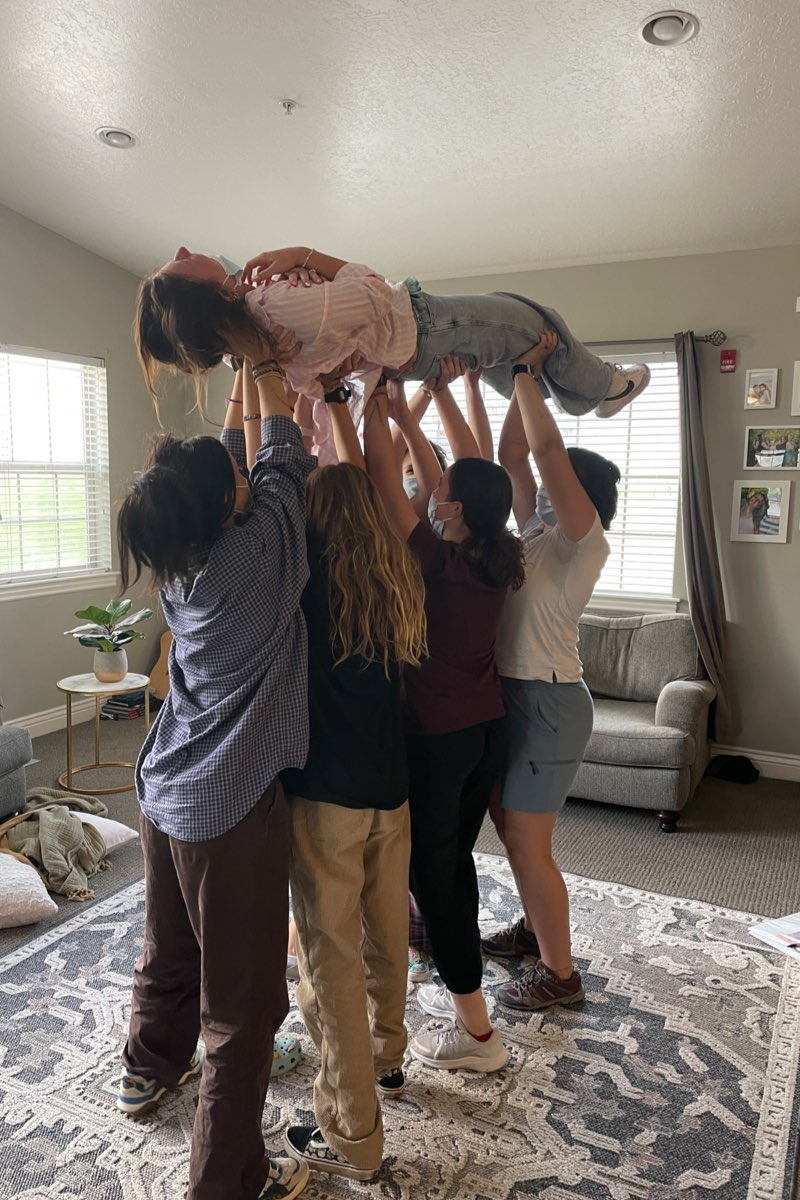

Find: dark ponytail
449;458;525;592
118;434;237;591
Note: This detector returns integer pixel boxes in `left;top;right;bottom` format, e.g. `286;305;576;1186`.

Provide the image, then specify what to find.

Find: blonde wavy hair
306;464;427;674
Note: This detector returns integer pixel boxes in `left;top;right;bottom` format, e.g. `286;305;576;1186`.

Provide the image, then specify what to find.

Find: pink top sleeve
244;263;418;401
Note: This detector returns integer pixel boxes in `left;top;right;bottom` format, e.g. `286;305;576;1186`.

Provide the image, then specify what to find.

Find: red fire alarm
720;349;737;373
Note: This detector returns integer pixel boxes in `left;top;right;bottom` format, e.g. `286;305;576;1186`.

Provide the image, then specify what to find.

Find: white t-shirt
496;513;609;683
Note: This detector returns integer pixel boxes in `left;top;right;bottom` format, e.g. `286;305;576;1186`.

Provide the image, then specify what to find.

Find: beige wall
0;204;189;720
422;246;800;758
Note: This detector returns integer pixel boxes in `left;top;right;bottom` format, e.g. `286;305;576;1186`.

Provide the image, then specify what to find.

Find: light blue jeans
402;280;613;417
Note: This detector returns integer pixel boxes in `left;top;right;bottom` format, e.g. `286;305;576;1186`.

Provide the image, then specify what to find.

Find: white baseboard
6;699;98;739
710;743;800;783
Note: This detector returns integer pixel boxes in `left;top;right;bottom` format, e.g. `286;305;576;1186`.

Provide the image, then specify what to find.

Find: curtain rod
585;331;727;347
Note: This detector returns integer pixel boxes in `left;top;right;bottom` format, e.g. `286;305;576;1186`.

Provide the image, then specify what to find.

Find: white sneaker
417;983;457;1019
596;364;651;417
409;1019;509;1073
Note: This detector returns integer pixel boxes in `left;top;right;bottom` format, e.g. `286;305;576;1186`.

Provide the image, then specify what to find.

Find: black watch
512;363;541;380
323;384;352;405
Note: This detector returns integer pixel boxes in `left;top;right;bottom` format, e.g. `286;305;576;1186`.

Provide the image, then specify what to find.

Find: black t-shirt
282;542;408;809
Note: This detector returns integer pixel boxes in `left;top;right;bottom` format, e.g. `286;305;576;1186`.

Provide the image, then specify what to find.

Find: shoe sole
408;1044;510;1073
376;1081;407;1099
116;1059;202;1119
283;1134;378;1181
496;986;585;1012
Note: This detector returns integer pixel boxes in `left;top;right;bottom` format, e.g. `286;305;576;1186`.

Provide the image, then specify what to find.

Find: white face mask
403;475;420;499
211;254;243;284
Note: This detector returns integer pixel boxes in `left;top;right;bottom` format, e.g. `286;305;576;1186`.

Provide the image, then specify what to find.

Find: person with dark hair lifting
480;332;620;1011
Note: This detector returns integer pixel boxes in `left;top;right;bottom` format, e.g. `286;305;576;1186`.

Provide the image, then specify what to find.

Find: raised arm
364;386;420;540
386;380;442;510
242;359;262;471
512;332;596;542
390;383;435;468
464;368;494;461
498;394;538;530
428;355;481;461
242;246;349;285
328;393;366;469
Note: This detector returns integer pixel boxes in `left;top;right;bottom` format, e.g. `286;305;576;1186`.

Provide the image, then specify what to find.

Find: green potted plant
64;598;153;683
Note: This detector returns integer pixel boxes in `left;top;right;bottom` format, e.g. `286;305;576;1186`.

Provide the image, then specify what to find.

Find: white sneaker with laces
409;1019;509;1072
596;364;651;417
417;983;457;1019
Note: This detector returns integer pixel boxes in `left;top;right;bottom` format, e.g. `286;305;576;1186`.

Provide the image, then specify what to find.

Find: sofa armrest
655;680;716;733
0;725;33;778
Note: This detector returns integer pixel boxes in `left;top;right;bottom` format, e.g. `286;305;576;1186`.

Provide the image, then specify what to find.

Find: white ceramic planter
93;648;128;683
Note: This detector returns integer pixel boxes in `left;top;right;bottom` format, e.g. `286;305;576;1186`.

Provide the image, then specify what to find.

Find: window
0;346;112;595
408;351;681;603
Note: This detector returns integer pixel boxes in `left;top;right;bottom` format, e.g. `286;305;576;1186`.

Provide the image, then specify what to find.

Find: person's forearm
329;402;366;470
498;394;529;469
254;368;296;420
514;373;565;461
303;248;349;280
242;363;262;470
432;384;481;461
394;406;442;497
465;375;493;461
390;384;432;466
364;392;419;539
223;368;244;431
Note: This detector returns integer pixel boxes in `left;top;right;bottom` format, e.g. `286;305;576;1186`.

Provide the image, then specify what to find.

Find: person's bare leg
503;811;572;978
451;988;491;1037
287;918;297;957
491;802;535;933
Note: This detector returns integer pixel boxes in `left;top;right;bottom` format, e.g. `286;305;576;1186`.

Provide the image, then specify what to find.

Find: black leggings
407;719;505;995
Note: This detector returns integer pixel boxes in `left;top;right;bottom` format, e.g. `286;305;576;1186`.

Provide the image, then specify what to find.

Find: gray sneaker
480;916;540;959
495;961;584;1011
409;1019;509;1073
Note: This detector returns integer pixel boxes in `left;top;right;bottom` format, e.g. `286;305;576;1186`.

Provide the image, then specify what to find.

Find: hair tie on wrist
225;397;243;405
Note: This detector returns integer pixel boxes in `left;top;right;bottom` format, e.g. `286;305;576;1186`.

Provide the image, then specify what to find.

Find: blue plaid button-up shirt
136;416;315;841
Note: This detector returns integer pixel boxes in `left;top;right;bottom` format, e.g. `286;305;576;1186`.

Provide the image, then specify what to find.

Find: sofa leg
657;809;680;833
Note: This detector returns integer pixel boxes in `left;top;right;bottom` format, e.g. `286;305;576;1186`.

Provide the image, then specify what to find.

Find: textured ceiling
1;0;799;280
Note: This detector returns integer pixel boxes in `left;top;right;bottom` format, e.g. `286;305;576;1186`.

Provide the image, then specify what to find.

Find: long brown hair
134;273;275;407
306;464;427;674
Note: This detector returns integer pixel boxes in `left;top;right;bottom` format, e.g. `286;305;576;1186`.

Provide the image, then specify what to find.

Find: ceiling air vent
640;10;699;46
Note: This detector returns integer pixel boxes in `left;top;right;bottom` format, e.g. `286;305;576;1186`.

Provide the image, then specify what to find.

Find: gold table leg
57;683;150;796
65;693;73;790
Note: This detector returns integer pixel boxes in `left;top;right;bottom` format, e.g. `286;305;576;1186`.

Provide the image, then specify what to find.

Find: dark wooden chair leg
657;809;680;833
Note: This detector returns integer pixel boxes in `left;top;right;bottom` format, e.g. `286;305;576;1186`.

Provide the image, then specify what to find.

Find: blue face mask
403;475;420;499
211;254;243;283
427;494;453;538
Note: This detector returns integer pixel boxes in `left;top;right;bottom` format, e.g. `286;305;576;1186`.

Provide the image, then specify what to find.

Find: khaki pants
288;798;410;1172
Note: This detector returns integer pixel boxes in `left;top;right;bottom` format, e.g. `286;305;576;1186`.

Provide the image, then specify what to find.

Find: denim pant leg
404;284;613;416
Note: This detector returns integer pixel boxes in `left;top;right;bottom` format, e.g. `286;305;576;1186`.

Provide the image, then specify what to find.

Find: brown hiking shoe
495;961;584;1011
480;916;540;959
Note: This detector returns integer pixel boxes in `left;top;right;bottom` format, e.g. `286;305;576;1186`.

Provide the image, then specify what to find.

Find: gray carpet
2;856;798;1200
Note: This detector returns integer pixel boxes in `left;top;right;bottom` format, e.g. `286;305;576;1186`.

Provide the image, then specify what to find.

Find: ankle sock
467;1027;493;1043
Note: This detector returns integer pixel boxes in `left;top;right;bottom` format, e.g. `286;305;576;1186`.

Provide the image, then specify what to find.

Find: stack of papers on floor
750;912;800;962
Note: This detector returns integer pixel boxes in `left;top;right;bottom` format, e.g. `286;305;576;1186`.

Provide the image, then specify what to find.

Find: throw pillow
0;851;58;928
76;812;139;853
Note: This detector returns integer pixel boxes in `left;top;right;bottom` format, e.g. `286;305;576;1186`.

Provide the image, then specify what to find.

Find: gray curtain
675;332;731;740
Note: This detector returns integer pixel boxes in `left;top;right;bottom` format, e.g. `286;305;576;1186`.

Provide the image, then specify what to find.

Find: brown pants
124;783;290;1200
289;798;410;1172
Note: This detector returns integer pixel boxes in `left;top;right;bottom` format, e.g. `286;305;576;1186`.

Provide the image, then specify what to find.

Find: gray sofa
571;614;716;831
0;697;32;823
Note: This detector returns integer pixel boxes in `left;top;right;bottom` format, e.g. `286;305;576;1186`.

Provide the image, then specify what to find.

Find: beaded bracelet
243;412;262;422
251;359;282;383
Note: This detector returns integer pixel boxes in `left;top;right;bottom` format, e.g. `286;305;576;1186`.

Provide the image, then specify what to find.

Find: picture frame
730;480;791;543
791;362;800;418
744;368;778;410
743;425;800;470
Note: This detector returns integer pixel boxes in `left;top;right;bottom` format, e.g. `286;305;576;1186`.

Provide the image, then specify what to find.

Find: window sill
586;594;682;616
0;570;119;603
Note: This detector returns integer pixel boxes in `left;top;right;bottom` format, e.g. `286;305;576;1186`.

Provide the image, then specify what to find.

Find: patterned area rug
1;854;798;1200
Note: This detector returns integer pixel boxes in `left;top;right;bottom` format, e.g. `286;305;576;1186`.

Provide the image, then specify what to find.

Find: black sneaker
376;1067;406;1099
284;1125;379;1181
480;916;540;959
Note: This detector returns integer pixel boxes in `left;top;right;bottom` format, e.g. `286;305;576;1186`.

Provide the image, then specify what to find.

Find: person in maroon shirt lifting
364;377;524;1073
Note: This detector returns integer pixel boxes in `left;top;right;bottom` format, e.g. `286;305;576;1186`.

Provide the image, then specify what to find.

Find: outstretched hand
318;351;365;390
514;328;558;373
425;353;466;393
225;322;302;368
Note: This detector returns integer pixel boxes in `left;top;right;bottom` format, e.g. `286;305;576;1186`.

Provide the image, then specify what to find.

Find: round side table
56;673;151;795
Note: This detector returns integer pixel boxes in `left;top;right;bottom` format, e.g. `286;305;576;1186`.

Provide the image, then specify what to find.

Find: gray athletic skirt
500;677;594;814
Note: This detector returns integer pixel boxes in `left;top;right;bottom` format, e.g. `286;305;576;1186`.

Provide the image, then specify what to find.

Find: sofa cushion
585;699;696;769
579;614;704;703
0;725;33;778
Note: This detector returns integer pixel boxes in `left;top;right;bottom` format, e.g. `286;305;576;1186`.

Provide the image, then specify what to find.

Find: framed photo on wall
744;368;778;410
743;426;800;469
730;480;791;543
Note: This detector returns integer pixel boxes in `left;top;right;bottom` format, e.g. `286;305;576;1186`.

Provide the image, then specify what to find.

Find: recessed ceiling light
640;10;699;46
95;126;138;149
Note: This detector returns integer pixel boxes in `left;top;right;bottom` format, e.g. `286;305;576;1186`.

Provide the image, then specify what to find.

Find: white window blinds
0;347;112;589
409;351;680;601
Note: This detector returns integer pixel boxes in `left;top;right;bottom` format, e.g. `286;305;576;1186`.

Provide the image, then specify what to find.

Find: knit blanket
0;788;111;901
